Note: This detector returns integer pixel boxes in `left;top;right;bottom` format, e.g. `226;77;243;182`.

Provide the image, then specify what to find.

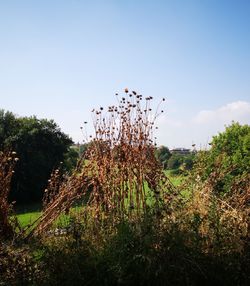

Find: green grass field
17;211;41;228
165;170;184;186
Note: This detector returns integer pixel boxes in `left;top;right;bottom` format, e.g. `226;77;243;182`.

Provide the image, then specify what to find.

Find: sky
0;0;250;148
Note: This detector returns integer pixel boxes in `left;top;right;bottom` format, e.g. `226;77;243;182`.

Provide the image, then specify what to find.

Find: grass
16;205;83;228
14;203;42;228
17;211;41;228
165;170;183;186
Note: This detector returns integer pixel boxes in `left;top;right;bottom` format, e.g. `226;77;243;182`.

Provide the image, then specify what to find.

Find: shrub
194;122;250;195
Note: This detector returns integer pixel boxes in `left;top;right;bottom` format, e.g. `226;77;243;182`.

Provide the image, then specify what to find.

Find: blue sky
0;0;250;148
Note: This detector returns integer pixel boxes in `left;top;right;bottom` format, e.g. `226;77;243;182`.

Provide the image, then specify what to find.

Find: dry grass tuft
0;151;19;240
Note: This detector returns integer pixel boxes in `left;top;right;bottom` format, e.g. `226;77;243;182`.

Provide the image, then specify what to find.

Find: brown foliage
31;90;175;236
0;151;18;240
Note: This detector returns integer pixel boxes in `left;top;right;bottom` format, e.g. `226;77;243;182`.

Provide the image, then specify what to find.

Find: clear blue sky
1;0;250;148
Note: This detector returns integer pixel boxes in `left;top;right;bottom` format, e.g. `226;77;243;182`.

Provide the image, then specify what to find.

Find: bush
195;122;250;194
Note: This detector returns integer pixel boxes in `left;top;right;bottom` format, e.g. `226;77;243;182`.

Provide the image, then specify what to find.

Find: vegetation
0;110;75;204
155;145;171;168
0;151;18;240
0;92;249;285
195;122;250;195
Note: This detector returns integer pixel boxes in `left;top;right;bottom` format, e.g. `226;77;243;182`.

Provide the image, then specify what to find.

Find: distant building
170;148;191;155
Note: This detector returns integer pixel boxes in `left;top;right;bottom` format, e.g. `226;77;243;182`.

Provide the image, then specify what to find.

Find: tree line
0;110;78;204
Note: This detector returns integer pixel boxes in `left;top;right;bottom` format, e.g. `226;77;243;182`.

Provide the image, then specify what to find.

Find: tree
155;145;171;168
210;122;250;173
0;110;73;204
182;154;195;170
63;147;79;172
167;154;183;170
196;122;250;194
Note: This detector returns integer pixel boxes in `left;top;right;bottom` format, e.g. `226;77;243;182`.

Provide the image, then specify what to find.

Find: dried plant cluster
176;154;250;254
0;151;18;239
31;165;90;236
32;90;176;235
83;90;168;218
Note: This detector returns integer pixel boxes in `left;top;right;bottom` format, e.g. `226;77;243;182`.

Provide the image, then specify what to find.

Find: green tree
182;153;195;170
197;122;250;193
0;110;73;204
210;122;250;173
63;147;79;172
167;154;183;170
155;146;171;168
